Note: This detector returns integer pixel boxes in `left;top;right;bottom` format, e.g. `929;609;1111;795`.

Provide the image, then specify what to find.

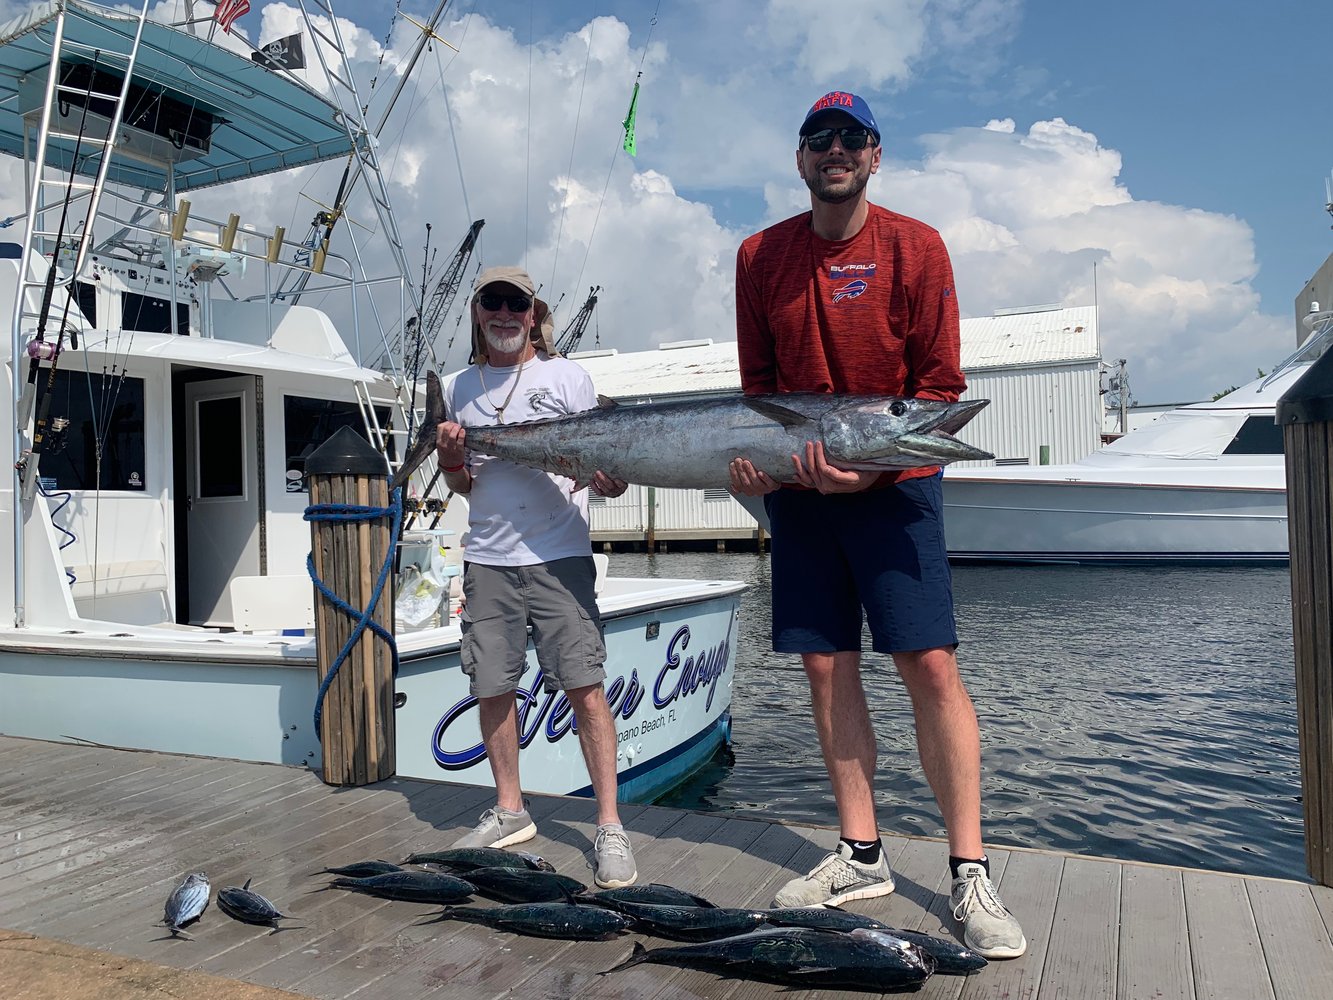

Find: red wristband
440;461;465;473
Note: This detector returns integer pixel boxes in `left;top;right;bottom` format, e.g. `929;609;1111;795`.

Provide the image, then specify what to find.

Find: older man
435;266;634;888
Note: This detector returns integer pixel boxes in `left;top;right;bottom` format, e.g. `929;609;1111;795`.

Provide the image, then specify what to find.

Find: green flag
622;81;640;156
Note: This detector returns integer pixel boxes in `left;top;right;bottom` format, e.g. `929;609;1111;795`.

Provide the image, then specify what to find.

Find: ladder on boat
11;0;153;502
277;2;421;325
290;0;438;499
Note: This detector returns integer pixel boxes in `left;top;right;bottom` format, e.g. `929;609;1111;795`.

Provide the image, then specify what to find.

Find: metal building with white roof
571;305;1105;547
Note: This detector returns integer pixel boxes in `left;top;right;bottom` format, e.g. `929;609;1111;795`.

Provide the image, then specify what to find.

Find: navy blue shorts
764;474;958;655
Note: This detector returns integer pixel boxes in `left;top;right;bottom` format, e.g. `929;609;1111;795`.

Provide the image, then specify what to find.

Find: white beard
483;327;527;357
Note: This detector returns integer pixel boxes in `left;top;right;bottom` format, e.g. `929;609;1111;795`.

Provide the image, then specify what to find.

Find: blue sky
3;0;1329;402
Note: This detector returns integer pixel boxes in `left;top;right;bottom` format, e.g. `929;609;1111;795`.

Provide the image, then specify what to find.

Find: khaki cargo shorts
458;556;607;698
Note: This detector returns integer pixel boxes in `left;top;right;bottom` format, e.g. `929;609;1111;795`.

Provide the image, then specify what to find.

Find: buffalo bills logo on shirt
832;279;868;302
829;262;876;280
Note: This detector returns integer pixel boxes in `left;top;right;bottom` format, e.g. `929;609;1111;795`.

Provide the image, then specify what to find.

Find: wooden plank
1038;856;1119;1000
1247;878;1333;1000
189;782;495;980
1315;883;1333;939
7;738;1333;1000
866;835;951;934
10;770;357;935
36;783;387;946
1183;870;1273;1000
1116;864;1192;1000
958;849;1063;1000
0;745;134;803
0;756;238;880
0;762;305;906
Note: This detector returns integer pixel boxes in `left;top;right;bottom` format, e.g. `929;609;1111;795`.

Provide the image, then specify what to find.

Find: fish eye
889;401;906;417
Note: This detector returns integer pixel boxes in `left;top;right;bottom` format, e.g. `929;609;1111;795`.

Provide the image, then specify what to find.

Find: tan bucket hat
468;265;558;363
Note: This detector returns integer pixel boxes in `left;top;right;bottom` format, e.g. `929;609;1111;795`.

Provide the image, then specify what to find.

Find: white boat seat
65;560;169;601
230;575;316;634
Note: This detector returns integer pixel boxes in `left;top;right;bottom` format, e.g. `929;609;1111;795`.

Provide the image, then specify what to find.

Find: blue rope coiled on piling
303;487;403;738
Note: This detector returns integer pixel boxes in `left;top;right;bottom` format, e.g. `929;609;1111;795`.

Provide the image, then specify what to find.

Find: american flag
214;0;249;35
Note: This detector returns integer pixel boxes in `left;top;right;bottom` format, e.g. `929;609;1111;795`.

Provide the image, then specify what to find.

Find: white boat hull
395;590;739;800
0;584;742;800
944;476;1288;564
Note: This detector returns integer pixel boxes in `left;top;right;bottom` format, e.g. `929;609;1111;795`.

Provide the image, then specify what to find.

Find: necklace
478;356;527;423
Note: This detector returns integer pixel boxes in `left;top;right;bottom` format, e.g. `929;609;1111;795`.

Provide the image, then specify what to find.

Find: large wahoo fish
391;369;991;491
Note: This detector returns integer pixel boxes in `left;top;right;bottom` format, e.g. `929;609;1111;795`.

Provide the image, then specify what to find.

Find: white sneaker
772;841;895;908
593;824;637;889
950;862;1027;959
451;805;536;850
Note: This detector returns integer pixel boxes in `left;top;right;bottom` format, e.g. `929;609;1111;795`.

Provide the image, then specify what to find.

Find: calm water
608;552;1305;883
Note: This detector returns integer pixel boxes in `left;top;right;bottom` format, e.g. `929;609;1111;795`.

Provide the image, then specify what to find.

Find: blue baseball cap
799;90;879;142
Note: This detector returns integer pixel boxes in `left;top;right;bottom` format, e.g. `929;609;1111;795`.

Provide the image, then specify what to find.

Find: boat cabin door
183;375;262;626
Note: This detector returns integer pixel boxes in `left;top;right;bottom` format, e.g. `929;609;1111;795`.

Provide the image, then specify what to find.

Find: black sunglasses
801;126;874;153
477;292;533;312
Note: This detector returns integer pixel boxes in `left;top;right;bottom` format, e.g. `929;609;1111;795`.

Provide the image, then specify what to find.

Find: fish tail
424;906;458;924
601;941;649;975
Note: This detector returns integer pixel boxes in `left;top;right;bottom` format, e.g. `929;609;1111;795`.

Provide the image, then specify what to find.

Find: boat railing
1262;312;1333;391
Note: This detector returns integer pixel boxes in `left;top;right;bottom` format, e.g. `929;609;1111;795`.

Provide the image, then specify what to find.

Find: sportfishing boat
0;0;743;800
941;320;1330;564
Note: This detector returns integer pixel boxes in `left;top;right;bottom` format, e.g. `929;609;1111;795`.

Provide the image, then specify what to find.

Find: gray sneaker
451;805;537;850
950;862;1027;959
772;841;895;908
593;824;637;889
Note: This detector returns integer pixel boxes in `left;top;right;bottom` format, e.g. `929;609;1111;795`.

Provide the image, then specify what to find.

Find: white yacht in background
0;1;742;800
942;322;1331;565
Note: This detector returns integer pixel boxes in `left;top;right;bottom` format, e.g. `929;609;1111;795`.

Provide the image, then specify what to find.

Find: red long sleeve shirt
735;204;966;483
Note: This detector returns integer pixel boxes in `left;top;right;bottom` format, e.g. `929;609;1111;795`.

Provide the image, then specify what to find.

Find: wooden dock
2;735;1331;1000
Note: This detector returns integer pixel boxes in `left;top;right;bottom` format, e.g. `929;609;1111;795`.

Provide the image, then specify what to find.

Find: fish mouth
892;431;993;464
919;398;988;435
894;400;992;463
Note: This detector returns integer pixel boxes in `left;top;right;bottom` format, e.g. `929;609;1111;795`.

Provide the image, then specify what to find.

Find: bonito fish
163;871;210;939
391;369;990;491
600;926;935;991
217;878;290;931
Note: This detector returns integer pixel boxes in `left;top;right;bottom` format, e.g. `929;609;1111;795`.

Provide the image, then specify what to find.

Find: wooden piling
306;426;396;786
1279;355;1333;886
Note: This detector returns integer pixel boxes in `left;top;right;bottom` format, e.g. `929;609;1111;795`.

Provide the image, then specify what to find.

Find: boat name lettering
431;664;647;770
652;626;730;713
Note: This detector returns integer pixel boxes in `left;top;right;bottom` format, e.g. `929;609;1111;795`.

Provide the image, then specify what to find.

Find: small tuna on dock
401;847;555;872
326;870;475;904
318;860;403;878
580;883;718;911
424;902;632;940
217;878;289;931
610;900;769;942
163;872;210;939
462;866;588;904
600;926;935;991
